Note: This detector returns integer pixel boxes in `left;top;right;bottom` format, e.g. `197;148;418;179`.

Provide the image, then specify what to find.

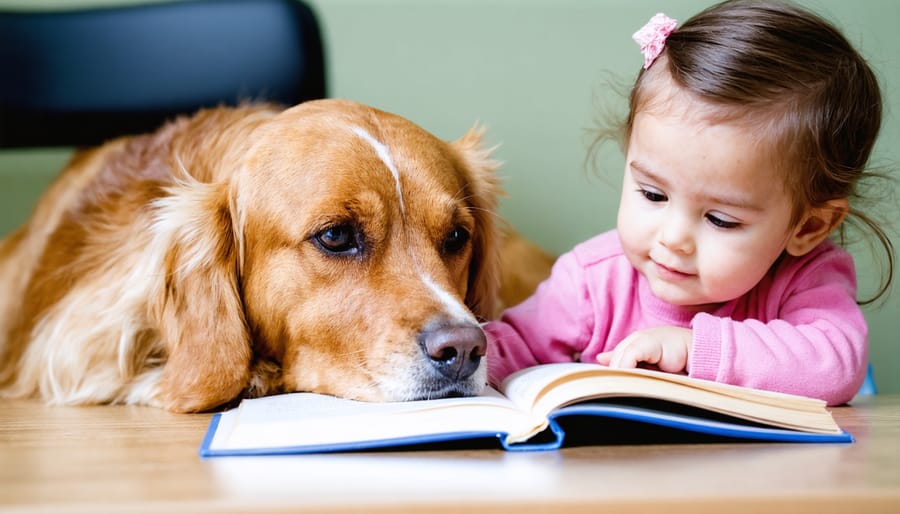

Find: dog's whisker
332;348;371;359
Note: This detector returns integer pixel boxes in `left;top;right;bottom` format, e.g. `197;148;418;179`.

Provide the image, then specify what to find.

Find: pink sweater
485;230;868;405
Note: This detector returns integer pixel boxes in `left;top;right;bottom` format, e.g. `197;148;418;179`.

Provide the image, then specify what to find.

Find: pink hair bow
633;13;677;69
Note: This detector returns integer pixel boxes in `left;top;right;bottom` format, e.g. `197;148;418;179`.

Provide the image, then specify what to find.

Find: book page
211;388;547;450
499;363;840;434
501;362;593;408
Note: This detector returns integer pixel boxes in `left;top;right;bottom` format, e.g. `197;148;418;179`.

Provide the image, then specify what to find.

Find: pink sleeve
484;250;595;386
689;245;867;405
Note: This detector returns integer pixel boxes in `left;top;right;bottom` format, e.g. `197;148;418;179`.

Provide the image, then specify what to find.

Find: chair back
0;0;326;148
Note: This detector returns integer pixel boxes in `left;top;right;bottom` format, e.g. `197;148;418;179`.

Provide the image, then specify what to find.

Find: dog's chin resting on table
0;98;552;413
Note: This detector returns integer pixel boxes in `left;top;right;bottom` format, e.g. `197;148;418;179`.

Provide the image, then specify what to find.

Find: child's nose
659;215;695;254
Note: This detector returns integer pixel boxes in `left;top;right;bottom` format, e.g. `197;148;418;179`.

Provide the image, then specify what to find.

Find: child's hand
595;326;692;374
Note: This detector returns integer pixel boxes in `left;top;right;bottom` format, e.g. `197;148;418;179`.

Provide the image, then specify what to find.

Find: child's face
618;95;798;310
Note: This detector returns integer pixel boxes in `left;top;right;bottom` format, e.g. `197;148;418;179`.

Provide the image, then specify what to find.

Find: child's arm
484;250;596;386
689;312;866;405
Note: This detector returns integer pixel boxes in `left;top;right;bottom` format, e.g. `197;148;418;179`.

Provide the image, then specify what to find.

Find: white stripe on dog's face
352;126;405;215
351;126;473;325
421;273;477;324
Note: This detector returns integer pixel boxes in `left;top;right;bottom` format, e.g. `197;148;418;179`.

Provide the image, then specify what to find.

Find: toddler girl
485;0;894;405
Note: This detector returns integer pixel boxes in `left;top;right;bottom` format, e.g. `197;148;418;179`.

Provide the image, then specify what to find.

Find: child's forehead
627;124;790;213
629;100;788;199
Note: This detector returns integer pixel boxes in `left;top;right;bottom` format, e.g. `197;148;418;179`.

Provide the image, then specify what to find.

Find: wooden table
1;395;898;514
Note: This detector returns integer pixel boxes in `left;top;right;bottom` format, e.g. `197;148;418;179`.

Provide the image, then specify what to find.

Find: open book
199;363;852;456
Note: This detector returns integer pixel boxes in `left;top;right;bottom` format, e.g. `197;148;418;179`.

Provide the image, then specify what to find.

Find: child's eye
706;213;740;229
639;188;667;202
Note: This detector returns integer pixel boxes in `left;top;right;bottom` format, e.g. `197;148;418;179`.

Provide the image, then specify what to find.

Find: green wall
1;0;898;393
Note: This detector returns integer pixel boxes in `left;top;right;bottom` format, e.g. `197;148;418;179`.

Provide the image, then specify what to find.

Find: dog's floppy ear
151;177;251;413
450;125;503;321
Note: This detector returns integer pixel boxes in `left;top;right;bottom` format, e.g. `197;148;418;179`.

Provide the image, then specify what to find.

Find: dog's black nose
419;323;486;381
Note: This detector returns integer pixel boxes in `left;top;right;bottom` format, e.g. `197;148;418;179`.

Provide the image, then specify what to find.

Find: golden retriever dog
0;98;553;413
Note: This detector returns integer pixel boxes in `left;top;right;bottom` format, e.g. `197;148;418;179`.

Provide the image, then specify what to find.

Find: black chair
0;0;326;148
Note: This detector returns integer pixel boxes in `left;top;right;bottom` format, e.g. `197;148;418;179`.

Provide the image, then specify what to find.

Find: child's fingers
595;352;613;365
606;336;647;369
597;327;690;373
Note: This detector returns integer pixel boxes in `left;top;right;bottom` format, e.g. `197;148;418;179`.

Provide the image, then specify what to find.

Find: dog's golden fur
0;99;558;413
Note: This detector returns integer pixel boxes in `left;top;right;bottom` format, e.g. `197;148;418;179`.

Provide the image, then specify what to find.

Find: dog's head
156;99;501;411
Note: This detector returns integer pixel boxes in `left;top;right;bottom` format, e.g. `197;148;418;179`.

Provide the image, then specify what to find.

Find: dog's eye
443;226;471;254
313;224;361;256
